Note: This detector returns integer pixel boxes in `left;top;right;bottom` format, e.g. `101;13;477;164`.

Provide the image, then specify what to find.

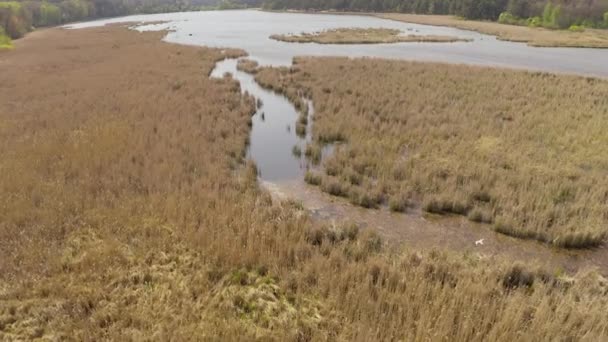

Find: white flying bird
475;239;484;246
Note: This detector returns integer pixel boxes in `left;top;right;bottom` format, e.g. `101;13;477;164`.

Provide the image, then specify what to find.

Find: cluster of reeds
379;13;608;48
236;58;259;74
270;27;470;44
255;57;608;248
2;26;608;341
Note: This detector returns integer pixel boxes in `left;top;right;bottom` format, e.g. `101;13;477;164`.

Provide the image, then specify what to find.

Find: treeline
499;0;608;29
262;0;608;28
0;0;258;40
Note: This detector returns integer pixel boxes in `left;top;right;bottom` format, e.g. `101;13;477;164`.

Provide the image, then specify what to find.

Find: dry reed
255;57;608;248
1;25;608;341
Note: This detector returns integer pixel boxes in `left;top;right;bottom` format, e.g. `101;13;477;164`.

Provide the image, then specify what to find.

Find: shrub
498;12;522;25
388;194;412;212
362;230;382;254
304;143;322;164
604;12;608;28
306;226;328;246
542;2;553;25
292;144;302;157
471;190;492;203
502;265;535;290
423;197;470;215
340;223;359;241
568;25;585;32
348;187;381;209
449;199;470;215
304;171;321;186
422;197;443;214
552;231;606;249
236;59;259;74
527;16;542;27
344;168;362;185
324;159;341;176
321;177;349;197
493;219;515;236
317;130;346;144
38;2;62;27
0;27;12;49
295;122;306;137
467;208;493;224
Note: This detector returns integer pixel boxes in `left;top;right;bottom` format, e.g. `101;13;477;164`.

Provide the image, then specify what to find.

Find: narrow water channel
209;57;608;275
210;58;318;181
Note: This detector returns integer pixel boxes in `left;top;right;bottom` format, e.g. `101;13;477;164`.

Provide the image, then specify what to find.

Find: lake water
69;9;608;77
69;10;608;181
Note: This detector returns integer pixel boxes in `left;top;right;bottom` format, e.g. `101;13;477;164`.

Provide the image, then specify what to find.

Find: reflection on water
70;9;608;182
69;9;608;78
211;58;320;181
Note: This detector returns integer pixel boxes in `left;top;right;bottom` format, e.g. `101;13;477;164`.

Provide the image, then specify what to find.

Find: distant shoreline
261;9;608;48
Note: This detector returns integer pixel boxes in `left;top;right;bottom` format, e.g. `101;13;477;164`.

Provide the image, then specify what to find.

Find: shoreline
261;9;608;49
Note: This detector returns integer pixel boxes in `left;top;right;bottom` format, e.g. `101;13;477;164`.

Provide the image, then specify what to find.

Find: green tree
39;2;62;26
549;4;561;28
0;26;12;48
542;2;553;25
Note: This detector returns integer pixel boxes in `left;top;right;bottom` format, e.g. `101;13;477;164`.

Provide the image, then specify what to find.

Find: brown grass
1;25;608;340
378;13;608;48
237;58;260;73
270;27;470;44
255;57;608;248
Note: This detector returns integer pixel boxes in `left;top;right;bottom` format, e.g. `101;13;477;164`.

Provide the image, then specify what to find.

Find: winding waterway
210;58;315;180
70;10;608;78
69;9;608;182
70;10;608;273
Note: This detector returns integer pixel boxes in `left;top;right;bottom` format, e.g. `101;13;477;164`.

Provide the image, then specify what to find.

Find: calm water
69;10;608;181
69;10;608;77
210;59;314;181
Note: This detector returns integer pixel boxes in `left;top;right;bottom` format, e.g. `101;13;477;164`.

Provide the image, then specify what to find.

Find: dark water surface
210;59;314;181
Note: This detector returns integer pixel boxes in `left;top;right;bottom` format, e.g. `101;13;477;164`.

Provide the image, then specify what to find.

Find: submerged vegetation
270;27;470;44
256;57;608;248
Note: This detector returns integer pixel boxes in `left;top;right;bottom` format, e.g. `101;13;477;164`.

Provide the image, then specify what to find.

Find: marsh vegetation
236;58;259;73
379;13;608;48
270;27;469;44
263;0;608;48
2;23;608;341
255;57;608;248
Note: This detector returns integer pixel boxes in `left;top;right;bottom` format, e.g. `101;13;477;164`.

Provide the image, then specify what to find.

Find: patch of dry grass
270;27;470;44
255;57;608;248
2;25;608;341
237;58;259;73
379;13;608;48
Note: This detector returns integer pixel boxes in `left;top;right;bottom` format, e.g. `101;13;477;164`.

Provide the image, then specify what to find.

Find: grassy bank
255;58;608;248
0;27;11;49
236;58;259;73
270;27;470;44
2;25;608;340
378;13;608;48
